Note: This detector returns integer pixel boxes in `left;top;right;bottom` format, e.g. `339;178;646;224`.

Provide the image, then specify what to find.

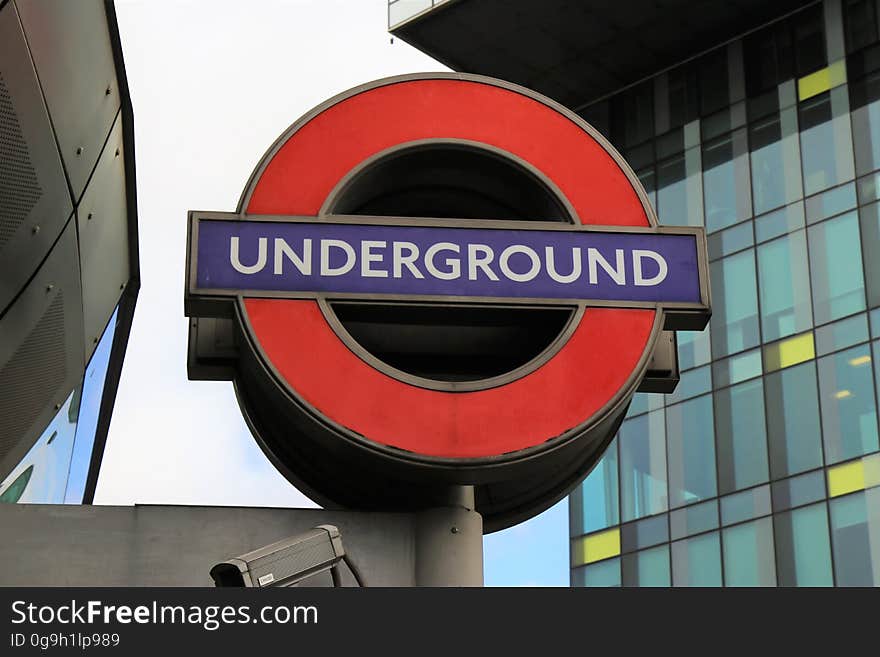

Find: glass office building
391;0;880;585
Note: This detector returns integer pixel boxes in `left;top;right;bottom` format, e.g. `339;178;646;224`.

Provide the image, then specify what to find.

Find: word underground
229;237;669;286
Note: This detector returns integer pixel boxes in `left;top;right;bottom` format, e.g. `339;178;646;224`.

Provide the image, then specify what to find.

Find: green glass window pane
574;558;621;588
775;502;834;586
715;379;770;493
850;70;880;176
808;212;866;324
757;230;813;342
622;545;670;587
830;488;880;586
710;249;760;358
722;516;777;586
570;438;619;536
771;470;827;511
817;344;880;464
755;202;805;244
620;514;669;552
721;484;772;525
712;348;762;387
814;313;869;356
667;395;717;508
799;88;855;196
620;410;668;522
804;182;856;224
702;128;752;233
670;499;718;540
765;361;824;478
657;147;704;227
672;532;722;586
859;202;880;308
677;325;712;371
750;108;803;215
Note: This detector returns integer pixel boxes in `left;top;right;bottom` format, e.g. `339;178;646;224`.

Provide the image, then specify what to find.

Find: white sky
97;0;568;586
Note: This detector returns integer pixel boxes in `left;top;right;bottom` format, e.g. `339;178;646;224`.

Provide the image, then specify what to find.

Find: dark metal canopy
390;0;817;109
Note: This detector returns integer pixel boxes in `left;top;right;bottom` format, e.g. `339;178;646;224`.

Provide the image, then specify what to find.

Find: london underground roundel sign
185;73;710;532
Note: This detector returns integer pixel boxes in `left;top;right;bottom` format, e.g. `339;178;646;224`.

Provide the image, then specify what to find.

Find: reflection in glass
622;546;670;587
0;390;78;504
657;148;704;227
666;395;716;508
765;361;824;478
677;325;712;371
799;88;855;196
775;502;833;586
715;379;769;494
771;470;826;511
808;211;866;324
670;499;718;540
722;517;777;586
757;230;813;342
64;307;118;503
710;249;760;357
817;344;879;464
702;129;752;232
570;438;619;536
721;484;772;525
830;488;880;586
619;411;667;522
621;514;668;552
672;532;722;586
750;108;803;215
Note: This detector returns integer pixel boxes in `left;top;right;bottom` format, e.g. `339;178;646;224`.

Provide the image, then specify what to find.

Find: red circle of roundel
243;77;656;459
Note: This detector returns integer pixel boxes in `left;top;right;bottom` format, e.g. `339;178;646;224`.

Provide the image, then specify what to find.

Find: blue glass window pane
750;108;803;215
814;313;869;356
715;379;770;494
666;395;717;508
626;392;664;418
619;411;668;522
710;249;760;358
799;88;855;196
672;532;722;586
570;438;619;535
829;488;880;586
721;484;772;525
707;220;754;261
664;364;711;405
765;361;824;477
817;344;880;464
620;514;669;552
64;307;118;503
804;182;857;224
850;70;880;176
622;545;670;587
757;230;813;342
722;517;777;586
573;558;621;587
808;212;866;324
0;390;78;504
771;470;827;511
670;499;718;540
755;202;805;244
657;147;704;227
702;128;752;233
677;326;712;371
712;349;762;387
774;502;834;586
858;202;880;308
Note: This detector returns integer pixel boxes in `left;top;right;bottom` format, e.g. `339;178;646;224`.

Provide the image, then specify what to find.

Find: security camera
210;524;363;587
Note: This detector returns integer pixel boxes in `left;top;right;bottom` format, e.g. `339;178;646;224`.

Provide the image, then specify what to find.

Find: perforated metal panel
0;1;73;315
0;219;84;480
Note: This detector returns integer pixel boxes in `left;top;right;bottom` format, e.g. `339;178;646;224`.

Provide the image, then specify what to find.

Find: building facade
392;0;880;585
0;0;138;505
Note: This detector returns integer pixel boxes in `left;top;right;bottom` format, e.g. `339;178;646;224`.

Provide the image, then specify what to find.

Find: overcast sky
96;0;568;587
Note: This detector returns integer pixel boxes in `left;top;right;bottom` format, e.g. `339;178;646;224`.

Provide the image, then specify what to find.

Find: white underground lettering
230;237;670;286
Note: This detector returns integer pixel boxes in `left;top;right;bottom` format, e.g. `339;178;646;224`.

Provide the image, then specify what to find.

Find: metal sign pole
415;486;483;587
